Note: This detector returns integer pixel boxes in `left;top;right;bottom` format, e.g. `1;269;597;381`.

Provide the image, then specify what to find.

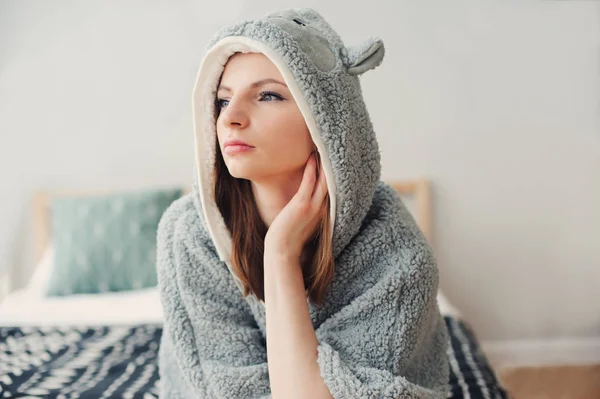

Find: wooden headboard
32;179;432;264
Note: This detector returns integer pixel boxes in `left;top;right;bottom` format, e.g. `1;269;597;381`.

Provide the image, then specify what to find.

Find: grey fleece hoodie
156;7;450;399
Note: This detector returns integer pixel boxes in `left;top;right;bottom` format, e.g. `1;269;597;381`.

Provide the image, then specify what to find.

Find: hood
190;8;384;288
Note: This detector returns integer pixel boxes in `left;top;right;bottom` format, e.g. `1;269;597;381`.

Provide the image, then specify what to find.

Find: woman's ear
344;37;385;76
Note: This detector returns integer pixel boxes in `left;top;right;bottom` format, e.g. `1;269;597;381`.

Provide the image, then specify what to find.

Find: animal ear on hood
344;37;385;76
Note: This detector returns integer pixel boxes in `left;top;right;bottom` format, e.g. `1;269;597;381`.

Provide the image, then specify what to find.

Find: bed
0;180;512;398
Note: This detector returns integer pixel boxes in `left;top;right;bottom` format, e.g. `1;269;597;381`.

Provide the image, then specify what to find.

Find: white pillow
437;290;462;317
25;244;54;297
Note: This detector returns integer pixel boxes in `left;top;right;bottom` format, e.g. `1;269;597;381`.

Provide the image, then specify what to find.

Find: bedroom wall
1;0;598;355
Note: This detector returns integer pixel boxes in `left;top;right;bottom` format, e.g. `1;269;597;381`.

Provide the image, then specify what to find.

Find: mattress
0;286;163;327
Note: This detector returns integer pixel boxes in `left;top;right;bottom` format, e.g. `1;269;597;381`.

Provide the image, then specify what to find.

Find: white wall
1;1;598;347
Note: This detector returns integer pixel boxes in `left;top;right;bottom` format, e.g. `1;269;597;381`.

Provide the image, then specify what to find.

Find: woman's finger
311;159;327;206
297;152;317;202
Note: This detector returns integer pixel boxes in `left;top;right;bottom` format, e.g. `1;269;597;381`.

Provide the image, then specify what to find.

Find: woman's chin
229;172;251;180
226;166;255;180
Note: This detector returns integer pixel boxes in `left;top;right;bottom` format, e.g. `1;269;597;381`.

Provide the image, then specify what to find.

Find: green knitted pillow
46;187;183;296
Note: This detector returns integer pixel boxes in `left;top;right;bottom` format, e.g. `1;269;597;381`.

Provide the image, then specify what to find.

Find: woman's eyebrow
218;78;287;93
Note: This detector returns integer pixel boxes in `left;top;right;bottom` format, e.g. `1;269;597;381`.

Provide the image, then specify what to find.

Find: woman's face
215;52;315;182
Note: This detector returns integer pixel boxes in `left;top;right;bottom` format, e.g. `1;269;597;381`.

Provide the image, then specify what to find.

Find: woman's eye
259;91;284;102
216;98;229;109
215;98;229;114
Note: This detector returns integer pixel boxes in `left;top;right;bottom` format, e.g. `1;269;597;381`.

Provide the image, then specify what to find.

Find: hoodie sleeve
156;197;272;399
315;249;450;399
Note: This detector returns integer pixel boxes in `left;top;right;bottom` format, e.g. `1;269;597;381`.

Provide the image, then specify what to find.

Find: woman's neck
250;170;312;266
250;170;304;228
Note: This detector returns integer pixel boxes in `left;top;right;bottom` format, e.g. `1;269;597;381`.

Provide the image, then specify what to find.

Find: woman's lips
224;144;254;155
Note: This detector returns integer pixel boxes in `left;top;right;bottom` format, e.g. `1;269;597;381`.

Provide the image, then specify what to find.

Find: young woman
157;8;450;399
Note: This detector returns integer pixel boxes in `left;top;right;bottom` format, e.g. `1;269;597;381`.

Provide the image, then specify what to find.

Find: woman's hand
264;151;328;261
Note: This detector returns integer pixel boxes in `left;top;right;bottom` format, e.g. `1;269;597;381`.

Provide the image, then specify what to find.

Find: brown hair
213;136;335;307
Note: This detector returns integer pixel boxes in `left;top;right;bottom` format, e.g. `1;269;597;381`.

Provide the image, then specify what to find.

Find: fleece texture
157;7;450;399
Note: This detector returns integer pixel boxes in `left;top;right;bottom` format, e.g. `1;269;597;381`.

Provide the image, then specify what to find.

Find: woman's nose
219;99;249;128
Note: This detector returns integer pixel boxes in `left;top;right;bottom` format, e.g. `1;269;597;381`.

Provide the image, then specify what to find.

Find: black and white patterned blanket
0;317;510;398
0;324;161;398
